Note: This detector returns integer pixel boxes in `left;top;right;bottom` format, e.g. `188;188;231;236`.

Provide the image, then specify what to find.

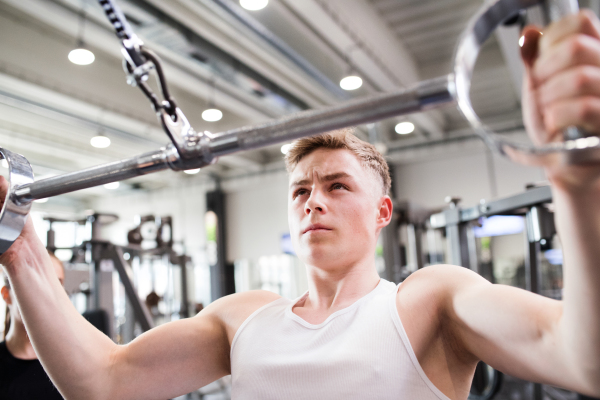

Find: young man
1;11;600;400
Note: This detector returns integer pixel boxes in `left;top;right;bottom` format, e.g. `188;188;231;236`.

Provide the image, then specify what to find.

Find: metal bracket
159;108;218;169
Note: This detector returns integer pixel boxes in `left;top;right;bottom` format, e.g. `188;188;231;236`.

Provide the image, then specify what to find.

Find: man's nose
305;189;326;215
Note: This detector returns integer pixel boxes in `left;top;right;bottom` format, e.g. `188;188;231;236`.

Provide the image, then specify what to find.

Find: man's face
288;148;390;271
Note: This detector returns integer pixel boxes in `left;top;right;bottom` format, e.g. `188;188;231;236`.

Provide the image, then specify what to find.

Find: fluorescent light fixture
519;35;525;47
1;159;7;168
340;75;362;91
281;144;292;155
240;0;268;10
90;135;111;148
104;182;120;190
473;215;524;238
184;168;200;175
34;198;48;203
68;48;95;65
202;108;223;122
395;122;415;135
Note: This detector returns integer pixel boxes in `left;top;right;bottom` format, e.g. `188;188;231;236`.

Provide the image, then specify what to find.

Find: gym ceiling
0;0;568;202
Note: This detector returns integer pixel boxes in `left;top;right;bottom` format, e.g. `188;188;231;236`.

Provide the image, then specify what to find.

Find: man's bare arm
0;198;279;399
438;10;600;397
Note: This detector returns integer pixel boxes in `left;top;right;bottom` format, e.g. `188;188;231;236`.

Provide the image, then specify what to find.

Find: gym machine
0;0;595;255
429;186;593;400
380;201;444;283
47;212;194;342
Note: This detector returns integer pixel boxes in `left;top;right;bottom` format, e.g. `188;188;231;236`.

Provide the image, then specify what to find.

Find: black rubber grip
97;0;133;41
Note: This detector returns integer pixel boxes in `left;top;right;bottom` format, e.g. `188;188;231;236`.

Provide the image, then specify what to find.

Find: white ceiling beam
0;72;166;144
283;0;447;139
3;0;277;122
316;0;420;87
144;0;340;107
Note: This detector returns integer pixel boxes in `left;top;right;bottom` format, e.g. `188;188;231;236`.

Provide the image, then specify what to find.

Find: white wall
225;172;290;261
393;147;547;209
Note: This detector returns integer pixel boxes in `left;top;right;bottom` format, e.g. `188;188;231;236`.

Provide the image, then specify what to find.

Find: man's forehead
289;149;363;186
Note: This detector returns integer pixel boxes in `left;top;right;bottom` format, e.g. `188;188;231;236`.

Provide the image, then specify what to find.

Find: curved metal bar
0;148;33;254
453;0;600;165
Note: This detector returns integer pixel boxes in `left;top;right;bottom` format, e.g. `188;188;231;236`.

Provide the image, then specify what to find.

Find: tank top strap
389;281;450;399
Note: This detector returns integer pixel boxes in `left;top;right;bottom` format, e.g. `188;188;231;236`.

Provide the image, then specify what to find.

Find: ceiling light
184;168;200;175
202;108;223;122
90;135;111;148
519;35;525;47
240;0;268;10
281;144;292;155
34;198;48;203
1;159;7;169
104;182;120;190
395;122;415;135
69;48;95;65
340;75;362;91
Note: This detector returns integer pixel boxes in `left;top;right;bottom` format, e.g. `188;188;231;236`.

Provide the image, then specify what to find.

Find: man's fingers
533;34;600;84
537;66;600;106
540;10;600;53
543;96;600;135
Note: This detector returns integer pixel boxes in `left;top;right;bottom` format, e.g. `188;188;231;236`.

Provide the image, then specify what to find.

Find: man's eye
331;183;345;190
294;189;309;198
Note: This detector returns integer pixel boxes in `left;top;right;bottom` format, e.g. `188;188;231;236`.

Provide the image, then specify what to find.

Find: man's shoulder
204;290;282;343
397;264;488;306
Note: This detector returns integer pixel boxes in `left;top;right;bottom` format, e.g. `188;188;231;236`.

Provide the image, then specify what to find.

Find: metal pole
109;245;154;332
176;254;190;318
525;206;544;400
12;76;455;203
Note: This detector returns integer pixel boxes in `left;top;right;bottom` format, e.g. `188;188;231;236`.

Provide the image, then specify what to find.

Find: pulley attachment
98;0;217;170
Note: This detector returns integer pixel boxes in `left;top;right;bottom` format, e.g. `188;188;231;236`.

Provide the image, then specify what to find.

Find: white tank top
230;279;450;399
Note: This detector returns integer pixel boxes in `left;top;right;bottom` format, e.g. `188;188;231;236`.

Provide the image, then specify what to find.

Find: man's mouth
302;224;332;234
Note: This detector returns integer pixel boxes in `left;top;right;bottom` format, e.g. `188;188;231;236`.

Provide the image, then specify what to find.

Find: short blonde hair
284;128;391;195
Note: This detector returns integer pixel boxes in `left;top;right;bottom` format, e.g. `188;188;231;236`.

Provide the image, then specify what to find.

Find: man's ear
376;196;393;228
1;286;11;305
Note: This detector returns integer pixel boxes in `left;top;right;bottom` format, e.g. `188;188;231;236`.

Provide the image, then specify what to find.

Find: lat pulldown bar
0;0;596;254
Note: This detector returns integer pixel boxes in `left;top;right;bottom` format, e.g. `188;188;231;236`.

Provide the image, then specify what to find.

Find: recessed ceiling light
90;135;111;148
104;182;120;190
395;122;415;135
34;198;48;203
340;75;362;91
202;108;223;122
240;0;268;11
280;144;292;155
184;168;200;175
68;48;95;65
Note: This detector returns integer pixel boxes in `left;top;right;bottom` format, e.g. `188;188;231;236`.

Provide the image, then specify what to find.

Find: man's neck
5;319;37;360
294;259;381;324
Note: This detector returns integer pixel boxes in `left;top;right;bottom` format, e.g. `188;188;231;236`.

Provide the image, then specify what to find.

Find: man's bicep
108;312;230;400
450;276;574;388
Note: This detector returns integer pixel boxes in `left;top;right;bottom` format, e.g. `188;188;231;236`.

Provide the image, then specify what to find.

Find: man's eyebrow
322;172;352;182
290;172;352;187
